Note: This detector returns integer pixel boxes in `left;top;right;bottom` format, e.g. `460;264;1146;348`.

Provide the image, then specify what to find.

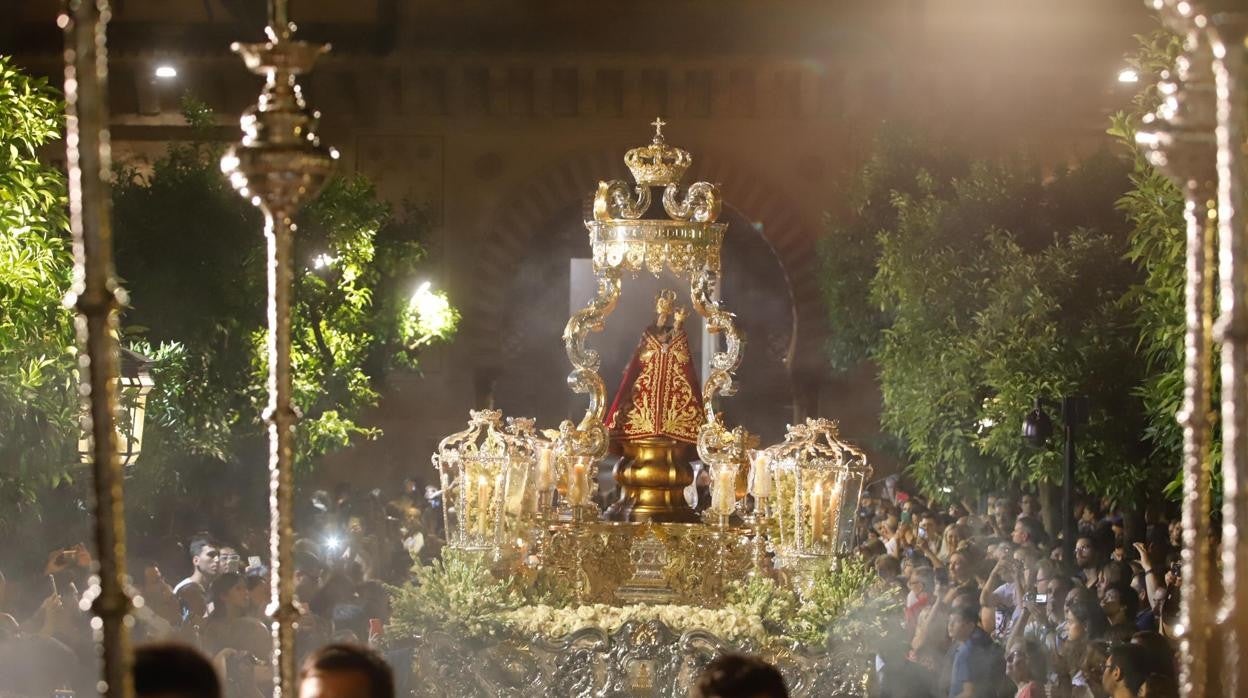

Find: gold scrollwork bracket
691;265;744;432
562;269;622;457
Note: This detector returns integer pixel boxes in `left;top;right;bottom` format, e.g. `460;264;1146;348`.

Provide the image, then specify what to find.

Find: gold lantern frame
762;419;872;565
434;410;539;554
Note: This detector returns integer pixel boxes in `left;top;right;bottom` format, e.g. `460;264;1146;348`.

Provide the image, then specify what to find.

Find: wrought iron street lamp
78;348;155;467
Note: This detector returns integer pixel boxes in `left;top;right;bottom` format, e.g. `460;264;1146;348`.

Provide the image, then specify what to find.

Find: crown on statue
625;118;692;187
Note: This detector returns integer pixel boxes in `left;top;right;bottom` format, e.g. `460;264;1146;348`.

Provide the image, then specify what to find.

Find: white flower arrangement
496;603;769;643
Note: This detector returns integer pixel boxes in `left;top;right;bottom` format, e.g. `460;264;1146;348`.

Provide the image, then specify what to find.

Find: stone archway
466;147;827;397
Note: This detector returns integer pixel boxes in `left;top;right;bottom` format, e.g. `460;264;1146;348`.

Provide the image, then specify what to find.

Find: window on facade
552;67;579;116
773;69;801;118
685;69;711;117
595;69;623;117
640;68;668;117
463;66;489;114
507;67;534;116
729;68;756;117
417;66;448;115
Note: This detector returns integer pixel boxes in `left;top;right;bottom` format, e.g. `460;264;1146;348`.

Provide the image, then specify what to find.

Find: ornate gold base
604;437;700;523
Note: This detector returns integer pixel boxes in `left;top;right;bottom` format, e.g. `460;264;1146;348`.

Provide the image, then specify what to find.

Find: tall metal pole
1138;12;1213;694
1137;15;1218;694
221;2;336;694
60;1;133;697
1205;9;1248;695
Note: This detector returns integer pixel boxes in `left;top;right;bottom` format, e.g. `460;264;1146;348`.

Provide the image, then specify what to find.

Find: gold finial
651;117;667;143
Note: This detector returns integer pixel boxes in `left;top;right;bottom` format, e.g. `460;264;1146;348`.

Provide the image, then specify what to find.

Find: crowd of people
0;479;442;697
0;469;1188;698
857;482;1183;698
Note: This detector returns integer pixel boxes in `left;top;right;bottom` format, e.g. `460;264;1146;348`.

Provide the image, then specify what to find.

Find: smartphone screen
248;556;262;568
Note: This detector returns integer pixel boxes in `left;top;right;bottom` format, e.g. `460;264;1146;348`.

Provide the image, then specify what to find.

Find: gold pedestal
605;437;700;523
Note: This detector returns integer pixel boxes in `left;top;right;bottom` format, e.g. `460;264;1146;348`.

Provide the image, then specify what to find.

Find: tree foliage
820;126;1157;501
873;154;1147;501
1108;31;1200;496
0;56;76;524
113;98;458;533
816;129;966;374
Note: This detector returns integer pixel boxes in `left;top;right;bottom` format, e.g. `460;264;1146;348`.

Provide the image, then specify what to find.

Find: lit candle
749;451;772;498
568;458;589;506
811;480;825;543
476;474;489;536
714;466;736;515
828;477;844;542
536;447;554;490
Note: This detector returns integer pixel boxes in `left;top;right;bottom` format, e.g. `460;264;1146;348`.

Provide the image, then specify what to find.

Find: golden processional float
411;121;877;696
56;0;1248;696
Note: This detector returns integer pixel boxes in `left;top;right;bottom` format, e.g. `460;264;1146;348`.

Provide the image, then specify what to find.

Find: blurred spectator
298;643;395;698
692;653;788;698
134;642;222;698
1101;643;1148;698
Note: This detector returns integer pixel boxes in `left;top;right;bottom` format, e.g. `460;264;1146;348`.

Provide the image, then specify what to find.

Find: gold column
1207;10;1248;694
220;1;337;694
1139;19;1218;694
60;1;133;697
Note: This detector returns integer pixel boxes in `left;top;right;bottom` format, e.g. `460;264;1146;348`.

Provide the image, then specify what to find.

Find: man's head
994;497;1020;529
1020;493;1041;517
692;653;788;698
189;536;220;579
298;643;394;698
947;605;979;643
1102;644;1148;696
294;552;325;601
209;572;248;616
134;642;221;698
1012;516;1047;548
1101;584;1139;623
1075;536;1100;569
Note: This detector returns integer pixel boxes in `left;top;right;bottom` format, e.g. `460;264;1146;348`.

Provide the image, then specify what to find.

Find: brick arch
467;147;825;386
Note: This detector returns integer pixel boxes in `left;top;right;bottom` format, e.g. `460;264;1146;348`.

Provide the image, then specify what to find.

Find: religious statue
603;290;705;522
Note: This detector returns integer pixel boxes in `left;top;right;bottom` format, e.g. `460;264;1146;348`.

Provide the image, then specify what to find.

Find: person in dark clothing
946;605;1003;698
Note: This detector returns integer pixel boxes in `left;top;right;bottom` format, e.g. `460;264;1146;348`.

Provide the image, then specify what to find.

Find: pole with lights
58;1;136;696
219;0;337;693
1135;4;1218;693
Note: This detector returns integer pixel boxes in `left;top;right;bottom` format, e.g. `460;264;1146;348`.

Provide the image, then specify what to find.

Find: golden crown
625;118;692;187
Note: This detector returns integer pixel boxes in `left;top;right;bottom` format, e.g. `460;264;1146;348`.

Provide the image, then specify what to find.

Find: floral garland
387;551;898;650
498;603;769;643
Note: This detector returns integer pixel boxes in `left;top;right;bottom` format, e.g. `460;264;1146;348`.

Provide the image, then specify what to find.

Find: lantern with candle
698;424;755;525
764;418;871;565
434;409;538;553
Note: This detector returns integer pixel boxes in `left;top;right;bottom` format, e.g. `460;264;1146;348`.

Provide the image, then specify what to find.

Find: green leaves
823;128;1153;503
0;57;76;529
1111;31;1207;497
106;100;458;538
